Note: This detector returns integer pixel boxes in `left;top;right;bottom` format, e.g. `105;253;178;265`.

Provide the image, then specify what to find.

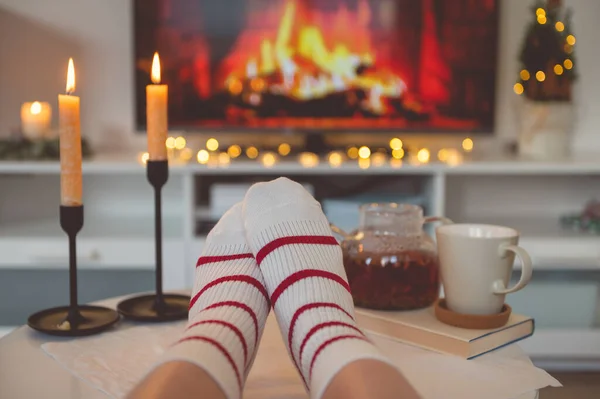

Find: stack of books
355;306;534;359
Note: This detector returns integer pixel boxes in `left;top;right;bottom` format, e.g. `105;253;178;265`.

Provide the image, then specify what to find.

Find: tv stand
304;132;334;155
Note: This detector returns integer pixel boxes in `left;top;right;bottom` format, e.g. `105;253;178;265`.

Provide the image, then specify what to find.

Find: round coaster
434;299;511;330
117;293;190;322
28;305;120;337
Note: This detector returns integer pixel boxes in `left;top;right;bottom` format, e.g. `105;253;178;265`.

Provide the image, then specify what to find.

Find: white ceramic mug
435;224;533;315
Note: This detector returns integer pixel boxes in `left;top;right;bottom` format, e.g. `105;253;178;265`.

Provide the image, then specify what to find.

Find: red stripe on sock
288;303;354;369
202;301;261;352
189;275;269;311
255;235;339;265
186;320;248;368
175;335;242;390
270;269;351;305
196;253;254;267
308;334;369;381
298;321;364;369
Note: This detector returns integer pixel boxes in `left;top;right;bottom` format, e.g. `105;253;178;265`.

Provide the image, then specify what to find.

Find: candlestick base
117;160;188;322
117;293;190;322
27;305;120;337
27;205;120;336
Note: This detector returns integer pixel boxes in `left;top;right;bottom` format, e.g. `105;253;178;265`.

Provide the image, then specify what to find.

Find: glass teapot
331;203;451;311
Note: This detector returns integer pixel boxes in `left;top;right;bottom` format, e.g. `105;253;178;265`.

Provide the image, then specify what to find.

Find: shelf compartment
0;215;184;239
0;214;186;269
0;237;184;269
521;329;600;359
0;269;155;325
0;213;186;269
455;216;600;270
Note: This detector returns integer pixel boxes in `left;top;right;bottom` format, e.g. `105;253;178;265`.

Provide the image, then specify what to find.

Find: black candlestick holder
27;206;120;336
117;160;189;321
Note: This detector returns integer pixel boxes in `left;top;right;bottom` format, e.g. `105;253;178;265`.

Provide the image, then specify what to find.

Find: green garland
516;0;577;101
0;137;92;160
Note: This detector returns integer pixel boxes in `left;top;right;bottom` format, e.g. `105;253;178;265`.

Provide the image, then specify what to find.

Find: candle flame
66;58;75;94
151;52;161;84
30;101;42;115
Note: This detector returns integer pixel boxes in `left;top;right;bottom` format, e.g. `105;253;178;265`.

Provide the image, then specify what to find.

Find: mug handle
492;244;533;295
423;216;453;225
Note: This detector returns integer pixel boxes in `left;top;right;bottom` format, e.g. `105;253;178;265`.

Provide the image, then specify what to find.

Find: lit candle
147;52;168;160
20;101;52;140
58;58;82;206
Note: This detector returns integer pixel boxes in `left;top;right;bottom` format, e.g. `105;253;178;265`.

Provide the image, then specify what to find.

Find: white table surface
0;294;539;399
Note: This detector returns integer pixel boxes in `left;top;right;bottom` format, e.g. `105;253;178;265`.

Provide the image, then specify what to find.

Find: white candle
20;101;51;140
58;58;82;206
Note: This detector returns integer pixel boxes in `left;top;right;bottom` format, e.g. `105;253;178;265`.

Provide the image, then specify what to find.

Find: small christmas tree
514;0;577;102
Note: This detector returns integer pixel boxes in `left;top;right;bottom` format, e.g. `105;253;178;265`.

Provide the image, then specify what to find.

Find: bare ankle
323;359;421;399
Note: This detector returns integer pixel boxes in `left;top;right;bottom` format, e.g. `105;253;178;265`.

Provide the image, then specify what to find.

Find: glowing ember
224;0;406;111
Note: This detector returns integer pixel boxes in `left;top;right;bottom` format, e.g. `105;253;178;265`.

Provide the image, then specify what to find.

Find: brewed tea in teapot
334;203;448;310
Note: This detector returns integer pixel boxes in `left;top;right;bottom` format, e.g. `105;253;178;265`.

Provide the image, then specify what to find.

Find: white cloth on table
42;314;561;399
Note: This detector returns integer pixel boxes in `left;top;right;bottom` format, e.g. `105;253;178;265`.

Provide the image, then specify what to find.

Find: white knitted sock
242;178;397;399
156;203;270;399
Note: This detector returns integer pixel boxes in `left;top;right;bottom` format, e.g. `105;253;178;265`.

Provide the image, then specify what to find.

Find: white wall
0;0;599;152
495;0;600;153
0;0;137;151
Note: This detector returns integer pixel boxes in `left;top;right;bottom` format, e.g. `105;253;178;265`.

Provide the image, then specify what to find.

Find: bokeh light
389;138;403;150
299;152;319;168
554;64;564;75
278;143;291;156
564;59;573;70
197;150;209;164
392;148;404;159
246;146;259;159
555;21;564;32
462;138;474;152
358;158;371;169
180;148;193;162
138;152;149;165
261;152;277;168
438;148;450;162
328;151;343;168
417;148;430;163
358;146;371;159
218;152;230;166
514;83;524;95
206;138;219;151
536;71;546;82
347;147;359;159
227;145;242;158
166;137;176;149
174;136;186;150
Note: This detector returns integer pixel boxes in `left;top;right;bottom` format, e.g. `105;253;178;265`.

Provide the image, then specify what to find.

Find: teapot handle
423;216;453;225
329;223;352;240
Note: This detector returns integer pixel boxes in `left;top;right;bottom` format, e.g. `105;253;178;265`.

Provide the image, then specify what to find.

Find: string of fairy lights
138;136;475;169
513;6;575;96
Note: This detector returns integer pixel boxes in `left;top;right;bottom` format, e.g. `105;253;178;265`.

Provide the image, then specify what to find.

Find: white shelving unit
0;153;599;369
458;216;599;270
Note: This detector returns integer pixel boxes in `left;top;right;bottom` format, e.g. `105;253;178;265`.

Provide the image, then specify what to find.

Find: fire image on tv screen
134;0;498;132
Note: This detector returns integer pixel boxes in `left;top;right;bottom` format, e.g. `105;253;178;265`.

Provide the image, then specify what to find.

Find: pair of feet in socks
156;178;403;399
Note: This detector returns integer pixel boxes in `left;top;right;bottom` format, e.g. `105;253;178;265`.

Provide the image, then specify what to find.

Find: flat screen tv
134;0;499;133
